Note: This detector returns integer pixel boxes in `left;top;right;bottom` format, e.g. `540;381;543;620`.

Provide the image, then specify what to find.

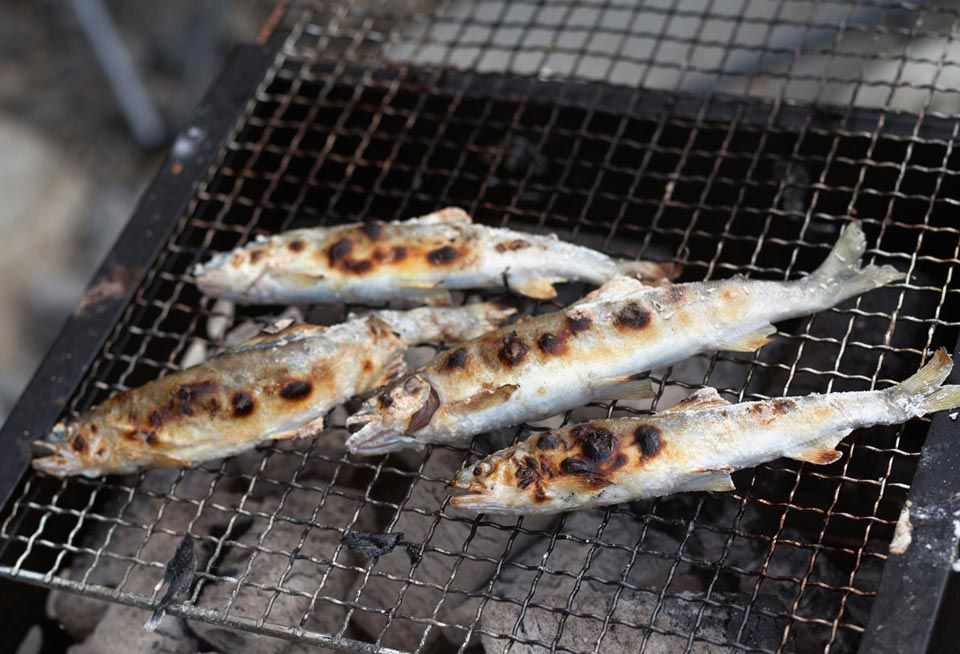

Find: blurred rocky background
0;0;272;426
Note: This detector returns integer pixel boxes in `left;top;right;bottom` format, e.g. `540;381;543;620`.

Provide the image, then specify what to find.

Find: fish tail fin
806;221;904;299
888;348;960;414
616;258;682;282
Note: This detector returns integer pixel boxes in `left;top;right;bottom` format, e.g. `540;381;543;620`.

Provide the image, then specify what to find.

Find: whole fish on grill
192;207;677;305
32;303;514;477
345;221;904;455
448;348;960;514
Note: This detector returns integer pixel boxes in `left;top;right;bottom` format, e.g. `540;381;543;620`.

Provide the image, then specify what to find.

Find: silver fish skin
192;207;677;305
31;302;514;478
345;221;904;455
449;348;960;514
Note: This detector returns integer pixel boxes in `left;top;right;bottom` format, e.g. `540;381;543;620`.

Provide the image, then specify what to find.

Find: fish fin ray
785;432;849;465
662;387;730;413
513;277;561;300
679;469;735;493
806;221;904;297
572;276;652;306
408;207;472;225
719;324;776;352
288;416;326;440
887;348;960;414
595;375;655;401
616;259;682;281
451;384;519;412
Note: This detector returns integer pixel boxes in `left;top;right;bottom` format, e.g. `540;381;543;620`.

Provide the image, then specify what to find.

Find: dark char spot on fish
441;348;469;371
616;302;651;330
231;391;255;417
498;331;529;366
427;245;459;265
565;314;592;335
634;424;662;456
537;432;562;450
537;333;566;355
328;238;353;265
361;221;384;240
572;425;616;461
280;380;312;400
287;239;306;252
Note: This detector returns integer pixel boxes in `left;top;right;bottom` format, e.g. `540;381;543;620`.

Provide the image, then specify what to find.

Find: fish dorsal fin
409;207;472;225
785;432;849;465
678;467;736;493
572;276;651;306
221;322;327;355
662;387;731;413
719;324;777;353
595;375;655;401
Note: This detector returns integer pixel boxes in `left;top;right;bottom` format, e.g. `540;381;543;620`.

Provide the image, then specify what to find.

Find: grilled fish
346;221;904;455
448;348;960;514
32;303;513;477
192;207;677;304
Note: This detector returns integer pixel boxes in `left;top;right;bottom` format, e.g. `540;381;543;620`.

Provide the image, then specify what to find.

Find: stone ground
1;2;270;653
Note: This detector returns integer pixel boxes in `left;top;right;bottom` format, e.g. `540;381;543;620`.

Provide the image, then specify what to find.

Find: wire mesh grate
4;1;960;652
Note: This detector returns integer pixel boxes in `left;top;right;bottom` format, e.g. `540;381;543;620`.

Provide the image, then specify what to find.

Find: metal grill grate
4;1;960;652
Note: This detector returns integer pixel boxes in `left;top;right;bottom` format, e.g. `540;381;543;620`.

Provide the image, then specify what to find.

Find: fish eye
472;462;491;477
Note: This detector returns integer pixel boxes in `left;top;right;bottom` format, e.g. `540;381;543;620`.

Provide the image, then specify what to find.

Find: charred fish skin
31;303;514;478
449;349;960;514
345;221;904;455
191;207;677;305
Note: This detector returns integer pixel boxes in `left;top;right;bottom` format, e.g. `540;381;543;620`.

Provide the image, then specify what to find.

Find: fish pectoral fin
679;467;736;493
412;207;472;225
422;291;454;306
662;386;730;413
512;277;561;300
452;384;519;412
572;276;651;306
221;322;326;355
718;324;777;352
376;352;408;386
289;415;326;440
595;375;655;401
785;431;849;465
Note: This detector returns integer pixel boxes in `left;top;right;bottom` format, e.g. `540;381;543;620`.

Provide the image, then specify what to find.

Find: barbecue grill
3;1;960;652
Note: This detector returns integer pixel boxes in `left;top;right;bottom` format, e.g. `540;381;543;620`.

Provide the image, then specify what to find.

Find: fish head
32;418;126;478
191;235;279;299
345;375;440;455
447;445;533;513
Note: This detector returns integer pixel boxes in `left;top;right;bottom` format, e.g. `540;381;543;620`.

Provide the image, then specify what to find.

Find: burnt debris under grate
4;13;960;654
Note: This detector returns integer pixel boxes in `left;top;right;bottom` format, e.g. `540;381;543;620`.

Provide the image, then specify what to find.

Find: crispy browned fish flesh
32;303;513;477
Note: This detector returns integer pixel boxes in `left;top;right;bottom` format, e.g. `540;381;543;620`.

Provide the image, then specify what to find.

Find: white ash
67;603;197;654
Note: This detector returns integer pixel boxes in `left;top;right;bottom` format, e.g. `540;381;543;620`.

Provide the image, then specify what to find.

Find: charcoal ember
341;531;403;560
67;603;197;654
479;589;788;653
489;508;685;609
349;446;556;652
48;468;241;639
146;534;198;631
188;483;376;654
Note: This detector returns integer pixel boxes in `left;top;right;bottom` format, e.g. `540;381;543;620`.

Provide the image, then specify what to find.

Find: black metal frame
2;18;960;654
0;41;282;511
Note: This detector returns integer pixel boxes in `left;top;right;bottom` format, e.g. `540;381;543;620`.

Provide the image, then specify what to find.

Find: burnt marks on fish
616;302;651;330
516;457;539;489
231;391;255;417
407;386;440;433
391;245;407;261
565;313;592;336
536;431;563;450
572;424;617;461
495;239;531;253
662;285;685;304
279;380;313;401
498;331;530;366
537;332;567;356
772;399;797;414
72;434;86;453
328;238;353;266
378;390;394;408
634;424;662;457
441;347;469;372
361;221;384;241
145;432;160;446
249;249;265;264
427;245;459;265
174;381;218;417
287;239;306;253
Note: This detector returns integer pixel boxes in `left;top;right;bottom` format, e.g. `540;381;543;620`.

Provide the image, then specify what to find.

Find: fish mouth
31;442;93;478
345;423;424;456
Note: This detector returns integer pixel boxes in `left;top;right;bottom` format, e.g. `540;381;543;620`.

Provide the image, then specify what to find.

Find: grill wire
4;1;960;652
